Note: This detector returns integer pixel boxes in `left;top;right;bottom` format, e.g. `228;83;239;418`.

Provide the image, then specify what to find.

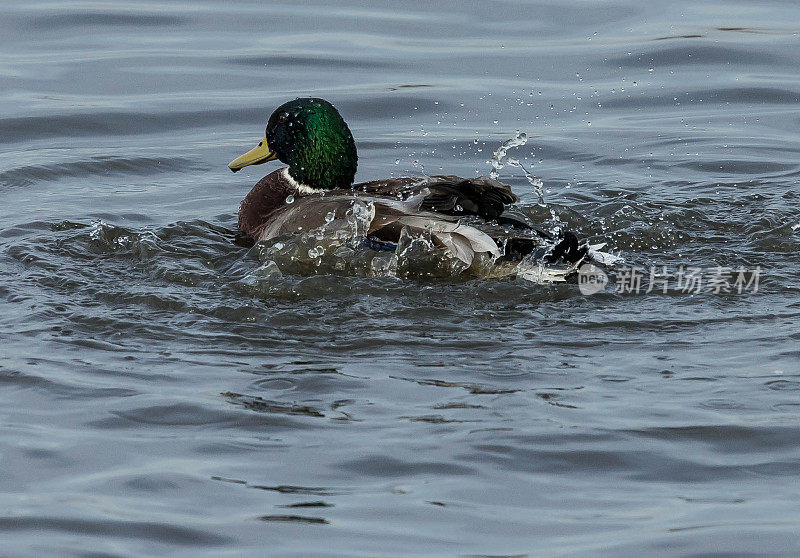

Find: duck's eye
258;141;263;147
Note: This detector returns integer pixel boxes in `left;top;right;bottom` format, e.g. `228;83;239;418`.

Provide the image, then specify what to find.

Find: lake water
1;1;799;556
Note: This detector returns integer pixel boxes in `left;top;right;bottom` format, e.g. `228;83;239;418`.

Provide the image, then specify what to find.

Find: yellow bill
228;136;278;172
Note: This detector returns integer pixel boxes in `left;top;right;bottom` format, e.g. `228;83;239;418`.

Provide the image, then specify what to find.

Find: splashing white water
506;157;545;206
586;243;624;266
345;199;375;240
489;130;527;179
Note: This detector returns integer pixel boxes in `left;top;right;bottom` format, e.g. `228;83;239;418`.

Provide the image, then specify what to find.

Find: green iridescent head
228;98;358;190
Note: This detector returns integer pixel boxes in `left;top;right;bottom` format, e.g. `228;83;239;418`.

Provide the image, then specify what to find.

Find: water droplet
488;131;527;180
325;211;335;224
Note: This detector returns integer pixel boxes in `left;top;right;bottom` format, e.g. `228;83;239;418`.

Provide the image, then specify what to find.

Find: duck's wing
355;175;518;220
255;192;500;266
253;191;587;267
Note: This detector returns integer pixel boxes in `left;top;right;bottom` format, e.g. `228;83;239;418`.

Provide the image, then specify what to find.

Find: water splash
489;130;527;179
516;262;576;284
506;157;545;206
370;253;397;277
88;220;160;258
241;260;282;286
345;199;375;240
394;226;469;278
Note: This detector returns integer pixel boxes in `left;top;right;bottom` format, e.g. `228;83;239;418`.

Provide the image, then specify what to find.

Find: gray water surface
2;1;800;556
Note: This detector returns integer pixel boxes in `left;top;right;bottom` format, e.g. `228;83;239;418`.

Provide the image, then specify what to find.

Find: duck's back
356;175;518;221
238;170;558;266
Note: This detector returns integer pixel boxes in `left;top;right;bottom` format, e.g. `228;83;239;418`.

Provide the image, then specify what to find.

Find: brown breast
237;168;295;239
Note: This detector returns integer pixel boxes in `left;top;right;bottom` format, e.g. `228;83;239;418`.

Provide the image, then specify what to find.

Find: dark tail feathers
499;230;587;264
544;231;587;264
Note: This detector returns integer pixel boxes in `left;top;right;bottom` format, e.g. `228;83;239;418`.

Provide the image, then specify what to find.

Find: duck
228;97;586;267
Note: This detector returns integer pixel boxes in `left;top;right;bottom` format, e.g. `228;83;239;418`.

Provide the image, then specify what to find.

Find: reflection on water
2;0;800;555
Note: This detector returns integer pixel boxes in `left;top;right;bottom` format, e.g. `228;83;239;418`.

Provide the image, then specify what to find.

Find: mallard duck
228;97;585;267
